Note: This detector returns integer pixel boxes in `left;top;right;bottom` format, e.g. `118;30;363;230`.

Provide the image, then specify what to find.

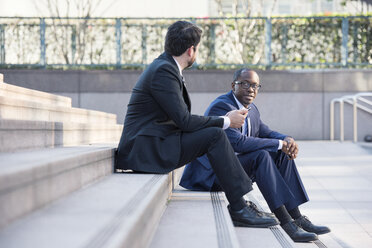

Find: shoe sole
314;229;331;235
292;236;318;243
232;220;279;228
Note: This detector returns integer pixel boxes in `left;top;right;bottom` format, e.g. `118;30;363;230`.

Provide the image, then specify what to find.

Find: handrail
330;92;372;142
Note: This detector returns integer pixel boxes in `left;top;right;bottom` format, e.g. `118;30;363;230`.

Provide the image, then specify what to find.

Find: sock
273;205;292;225
288;207;302;220
230;197;247;211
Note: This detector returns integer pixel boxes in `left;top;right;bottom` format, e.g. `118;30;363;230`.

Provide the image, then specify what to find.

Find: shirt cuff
221;116;230;130
278;140;283;150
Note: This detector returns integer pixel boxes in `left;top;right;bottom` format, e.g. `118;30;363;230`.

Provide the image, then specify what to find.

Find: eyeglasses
234;81;262;90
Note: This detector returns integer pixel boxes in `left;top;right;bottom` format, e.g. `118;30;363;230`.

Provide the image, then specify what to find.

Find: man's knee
255;150;271;161
203;127;225;140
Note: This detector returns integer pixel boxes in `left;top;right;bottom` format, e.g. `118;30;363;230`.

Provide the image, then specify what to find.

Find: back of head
165;21;202;56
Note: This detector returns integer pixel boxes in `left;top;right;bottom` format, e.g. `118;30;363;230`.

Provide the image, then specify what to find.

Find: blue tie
245;117;249;136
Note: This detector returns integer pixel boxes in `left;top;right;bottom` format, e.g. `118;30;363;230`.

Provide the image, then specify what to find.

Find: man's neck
232;92;249;109
172;55;188;72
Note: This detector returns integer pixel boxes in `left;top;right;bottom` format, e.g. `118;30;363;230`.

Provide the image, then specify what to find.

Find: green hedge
0;16;371;69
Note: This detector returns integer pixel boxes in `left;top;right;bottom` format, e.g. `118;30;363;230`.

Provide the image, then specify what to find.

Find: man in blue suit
180;68;330;242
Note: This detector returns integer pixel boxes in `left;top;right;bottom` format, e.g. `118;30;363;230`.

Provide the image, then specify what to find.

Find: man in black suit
180;69;330;242
116;21;278;228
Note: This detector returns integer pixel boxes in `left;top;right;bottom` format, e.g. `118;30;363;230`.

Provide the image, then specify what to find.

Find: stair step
0;145;116;228
0;81;71;108
0;119;123;152
149;189;240;248
0;173;171;248
0;96;117;124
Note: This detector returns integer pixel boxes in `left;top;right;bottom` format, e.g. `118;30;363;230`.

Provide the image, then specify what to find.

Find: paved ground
255;141;372;248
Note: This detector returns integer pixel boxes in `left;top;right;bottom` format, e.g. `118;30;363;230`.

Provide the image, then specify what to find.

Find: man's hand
226;109;248;128
282;137;299;160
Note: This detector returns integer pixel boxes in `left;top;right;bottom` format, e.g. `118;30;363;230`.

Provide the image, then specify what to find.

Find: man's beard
186;56;196;68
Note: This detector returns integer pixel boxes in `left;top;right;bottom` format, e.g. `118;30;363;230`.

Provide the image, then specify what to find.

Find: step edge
0;96;117;119
0;146;116;193
82;174;171;248
0;83;72;106
0;82;71;103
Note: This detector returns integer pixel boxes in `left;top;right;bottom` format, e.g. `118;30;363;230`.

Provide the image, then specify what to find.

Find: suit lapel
182;78;191;112
227;91;239;109
227;91;244;134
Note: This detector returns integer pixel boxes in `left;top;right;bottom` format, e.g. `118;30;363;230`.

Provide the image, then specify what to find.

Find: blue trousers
214;150;309;212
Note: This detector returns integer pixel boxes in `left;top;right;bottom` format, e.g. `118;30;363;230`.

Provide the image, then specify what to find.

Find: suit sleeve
208;101;283;153
150;64;223;131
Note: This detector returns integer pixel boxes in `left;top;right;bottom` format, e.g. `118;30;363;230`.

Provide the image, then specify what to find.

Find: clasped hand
282;137;299;160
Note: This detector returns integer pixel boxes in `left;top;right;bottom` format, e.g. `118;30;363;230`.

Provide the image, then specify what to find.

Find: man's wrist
221;116;230;130
278;140;283;150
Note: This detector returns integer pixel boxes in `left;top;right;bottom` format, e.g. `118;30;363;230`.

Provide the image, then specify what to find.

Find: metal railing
0;16;371;69
330;92;372;142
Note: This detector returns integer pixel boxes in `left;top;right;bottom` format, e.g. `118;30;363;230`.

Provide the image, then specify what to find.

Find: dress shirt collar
232;92;248;111
172;56;183;77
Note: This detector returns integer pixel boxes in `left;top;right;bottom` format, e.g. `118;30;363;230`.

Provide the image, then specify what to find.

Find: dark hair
164;21;202;56
233;68;255;81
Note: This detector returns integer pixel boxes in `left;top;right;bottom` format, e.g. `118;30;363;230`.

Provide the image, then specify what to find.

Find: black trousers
214;149;309;211
178;127;253;203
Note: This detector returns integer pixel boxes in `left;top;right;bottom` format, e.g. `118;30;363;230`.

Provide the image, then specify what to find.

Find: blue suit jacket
180;91;287;191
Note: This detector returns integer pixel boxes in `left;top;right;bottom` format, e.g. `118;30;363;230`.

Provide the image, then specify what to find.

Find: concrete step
0;80;71;108
0;96;117;124
0;145;117;228
0;119;123;152
149;189;240;248
0;173;171;248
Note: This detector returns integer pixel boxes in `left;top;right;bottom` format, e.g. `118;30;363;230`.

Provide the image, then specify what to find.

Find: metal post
40;18;46;67
71;25;76;64
330;100;335;140
115;18;122;68
281;24;288;63
353;96;358;142
353;22;358;63
340;101;344;141
141;25;147;65
265;18;272;68
209;24;216;65
341;17;349;67
0;24;5;64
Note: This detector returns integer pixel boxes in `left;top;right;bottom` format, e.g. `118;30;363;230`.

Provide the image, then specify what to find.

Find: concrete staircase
0;73;339;248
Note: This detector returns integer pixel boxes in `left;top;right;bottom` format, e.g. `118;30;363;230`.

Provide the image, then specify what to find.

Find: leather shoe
228;204;279;228
245;200;276;218
281;221;318;242
294;216;331;235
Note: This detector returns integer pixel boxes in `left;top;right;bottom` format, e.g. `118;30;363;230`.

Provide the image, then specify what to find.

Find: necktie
247;117;251;137
242;115;251;137
181;75;187;87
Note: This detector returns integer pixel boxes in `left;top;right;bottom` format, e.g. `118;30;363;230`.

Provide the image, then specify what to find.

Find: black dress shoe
281;221;318;242
245;200;276;217
228;204;279;228
294;215;331;235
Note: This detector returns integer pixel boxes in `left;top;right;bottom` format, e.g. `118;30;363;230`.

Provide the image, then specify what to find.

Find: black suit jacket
116;52;224;173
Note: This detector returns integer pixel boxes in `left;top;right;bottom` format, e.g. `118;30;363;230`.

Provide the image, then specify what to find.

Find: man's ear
231;82;235;90
187;46;194;56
